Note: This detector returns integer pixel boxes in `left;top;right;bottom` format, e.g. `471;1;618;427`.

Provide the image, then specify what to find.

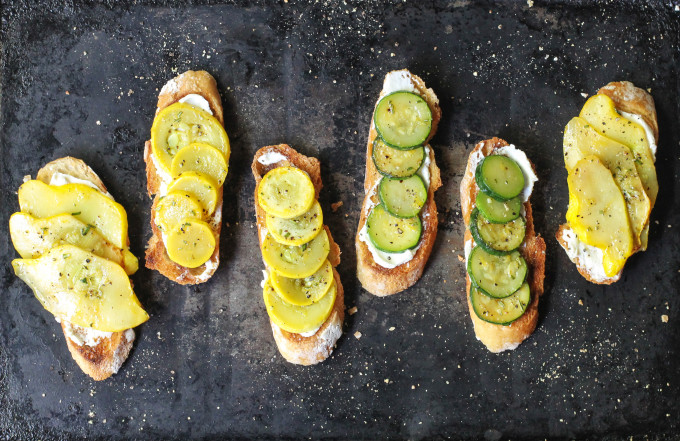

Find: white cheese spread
149;151;171;196
619;111;657;162
63;320;113;347
495;145;538;202
49;172;113;199
559;226;617;283
382;70;417;94
257;150;288;166
179;94;213;115
358;222;420;269
417;145;432;187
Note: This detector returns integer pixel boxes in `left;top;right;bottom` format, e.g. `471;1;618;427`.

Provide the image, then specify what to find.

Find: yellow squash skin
579;94;658;204
165;219;216;268
9;212;138;275
171;142;229;186
566;156;633;277
167;171;219;216
12;245;148;332
262;229;330;279
151;102;230;175
18;180;128;249
257;166;316;219
270;259;333;306
265;200;323;246
155;191;204;233
563;117;651;249
263;278;336;334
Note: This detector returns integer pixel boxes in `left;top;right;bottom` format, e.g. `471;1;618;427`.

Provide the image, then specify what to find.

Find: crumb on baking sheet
331;201;343;212
661;315;669;323
354;331;362;339
348;306;358;315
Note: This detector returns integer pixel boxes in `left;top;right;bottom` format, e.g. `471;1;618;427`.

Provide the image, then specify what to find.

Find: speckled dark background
1;1;679;440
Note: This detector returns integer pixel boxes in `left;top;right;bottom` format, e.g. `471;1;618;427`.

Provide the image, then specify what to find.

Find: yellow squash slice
265;200;323;246
151;102;230;175
18;180;128;249
257;166;315;218
263;278;336;334
167;171;219;216
563;117;651;249
171;142;228;186
165;219;215;268
262;229;329;278
579;94;658;204
270;259;333;306
155;191;204;233
12;245;148;332
9;212;138;275
566;156;634;277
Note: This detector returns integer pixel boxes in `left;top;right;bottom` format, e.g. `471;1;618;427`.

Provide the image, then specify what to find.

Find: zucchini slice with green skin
470;283;531;325
470;208;526;255
372;138;425;178
467;246;527;298
476;193;522;223
367;204;422;253
374;91;432;149
475;155;525;201
378;175;427;218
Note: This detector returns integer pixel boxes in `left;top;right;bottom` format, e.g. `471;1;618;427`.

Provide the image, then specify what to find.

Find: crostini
460;138;546;353
144;70;230;284
556;81;658;284
355;69;442;296
252;144;344;365
10;157;148;380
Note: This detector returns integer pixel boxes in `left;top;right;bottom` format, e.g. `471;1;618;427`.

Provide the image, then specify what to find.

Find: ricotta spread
63;320;113;347
619;111;657;162
495;145;538;202
417;145;432;187
149;151;171;196
257;150;288;166
559;226;617;283
49;172;113;199
179;94;213;115
358;222;420;269
382;70;417;94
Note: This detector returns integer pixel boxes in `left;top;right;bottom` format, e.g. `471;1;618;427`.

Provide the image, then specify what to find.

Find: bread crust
460;138;546;353
252;144;344;365
144;70;224;284
556;81;657;284
35;156;135;380
355;70;442;296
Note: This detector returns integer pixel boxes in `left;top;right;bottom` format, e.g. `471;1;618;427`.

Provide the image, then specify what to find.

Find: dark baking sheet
1;1;679;439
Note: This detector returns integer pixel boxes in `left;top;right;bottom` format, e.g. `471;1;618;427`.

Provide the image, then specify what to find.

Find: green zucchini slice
476;193;522;223
475;155;525;201
378;175;427;218
467;246;527;298
366;204;422;253
374;92;432;149
372;138;425;178
470;283;531;325
470;208;526;255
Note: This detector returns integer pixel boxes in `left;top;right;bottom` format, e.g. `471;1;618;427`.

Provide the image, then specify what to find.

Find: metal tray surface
1;1;679;439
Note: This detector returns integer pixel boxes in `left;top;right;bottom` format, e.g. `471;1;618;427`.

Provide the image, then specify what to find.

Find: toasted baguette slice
460;138;546;353
144;70;224;284
355;69;443;296
35;157;135;381
252;144;344;365
556;81;658;284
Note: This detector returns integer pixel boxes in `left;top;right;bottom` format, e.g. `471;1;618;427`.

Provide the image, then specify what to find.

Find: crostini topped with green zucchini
460;138;545;353
356;70;442;297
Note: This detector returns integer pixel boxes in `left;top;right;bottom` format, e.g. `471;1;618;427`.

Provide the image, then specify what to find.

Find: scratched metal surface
1;1;679;439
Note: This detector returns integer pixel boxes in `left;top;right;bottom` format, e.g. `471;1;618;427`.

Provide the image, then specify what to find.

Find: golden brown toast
35;157;135;381
460;138;546;352
556;81;658;284
355;69;442;296
144;70;224;284
252;144;344;365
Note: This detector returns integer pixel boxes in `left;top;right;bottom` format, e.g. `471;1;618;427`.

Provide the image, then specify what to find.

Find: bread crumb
578;299;584;305
527;0;534;6
457;255;464;262
661;315;669;323
348;306;358;315
388;327;395;331
354;331;362;339
384;379;389;384
65;90;70;95
331;201;343;212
